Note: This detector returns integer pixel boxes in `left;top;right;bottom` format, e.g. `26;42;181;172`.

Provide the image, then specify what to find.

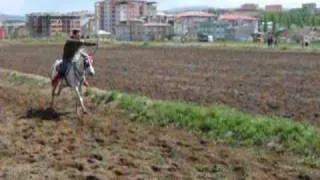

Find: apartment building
156;11;174;24
115;20;170;41
1;20;25;39
144;22;170;40
95;1;105;31
174;11;217;36
115;19;144;40
240;3;259;10
27;13;80;37
302;3;317;13
232;3;260;17
265;4;283;12
95;0;157;33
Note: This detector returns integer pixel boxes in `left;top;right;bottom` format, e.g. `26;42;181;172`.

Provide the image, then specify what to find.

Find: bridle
82;53;94;69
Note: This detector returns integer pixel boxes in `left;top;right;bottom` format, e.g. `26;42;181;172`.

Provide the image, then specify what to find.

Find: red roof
219;14;257;21
144;23;170;27
175;11;216;19
266;4;282;7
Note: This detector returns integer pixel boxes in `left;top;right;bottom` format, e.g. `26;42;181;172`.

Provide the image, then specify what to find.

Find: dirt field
0;72;319;179
0;45;320;124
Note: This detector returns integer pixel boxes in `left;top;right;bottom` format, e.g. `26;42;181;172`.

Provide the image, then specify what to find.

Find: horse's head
84;53;95;76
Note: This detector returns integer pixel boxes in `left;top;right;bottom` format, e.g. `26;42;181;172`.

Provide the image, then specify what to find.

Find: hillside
0;14;25;23
164;6;213;14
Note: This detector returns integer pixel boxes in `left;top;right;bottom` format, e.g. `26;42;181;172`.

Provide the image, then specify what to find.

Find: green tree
261;9;320;30
270;14;277;33
263;14;268;32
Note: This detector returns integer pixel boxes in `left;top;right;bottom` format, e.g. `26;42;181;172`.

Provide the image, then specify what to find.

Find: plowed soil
0;72;319;179
0;45;320;124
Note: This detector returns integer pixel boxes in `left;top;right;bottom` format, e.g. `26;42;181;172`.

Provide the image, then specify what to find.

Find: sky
0;0;317;15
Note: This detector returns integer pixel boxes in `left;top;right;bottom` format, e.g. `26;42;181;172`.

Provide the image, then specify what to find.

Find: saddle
57;61;71;77
53;59;89;87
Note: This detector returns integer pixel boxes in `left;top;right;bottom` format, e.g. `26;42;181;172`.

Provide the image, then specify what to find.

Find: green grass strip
87;88;320;155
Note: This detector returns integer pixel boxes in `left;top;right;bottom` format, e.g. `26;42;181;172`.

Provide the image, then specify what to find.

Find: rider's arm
67;39;96;47
82;41;97;46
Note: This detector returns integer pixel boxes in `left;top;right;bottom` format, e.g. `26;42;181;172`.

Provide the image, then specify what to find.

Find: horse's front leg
50;85;57;108
74;86;87;114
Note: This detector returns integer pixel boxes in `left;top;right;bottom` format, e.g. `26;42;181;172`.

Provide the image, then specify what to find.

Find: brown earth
0;72;320;179
0;45;320;124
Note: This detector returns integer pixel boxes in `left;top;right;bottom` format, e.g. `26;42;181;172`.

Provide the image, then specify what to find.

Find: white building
174;11;217;37
219;14;259;33
95;1;105;31
103;0;114;33
115;20;170;41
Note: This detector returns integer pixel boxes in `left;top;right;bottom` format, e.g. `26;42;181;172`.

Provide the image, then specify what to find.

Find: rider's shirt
62;39;96;62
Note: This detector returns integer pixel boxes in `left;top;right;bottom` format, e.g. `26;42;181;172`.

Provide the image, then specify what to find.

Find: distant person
267;33;274;48
52;30;97;87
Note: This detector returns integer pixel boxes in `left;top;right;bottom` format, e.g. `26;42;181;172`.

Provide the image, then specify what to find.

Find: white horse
50;48;96;115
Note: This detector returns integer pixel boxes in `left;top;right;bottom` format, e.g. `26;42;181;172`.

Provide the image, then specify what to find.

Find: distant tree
261;8;320;30
285;12;291;29
208;8;218;15
263;14;268;32
270;14;277;33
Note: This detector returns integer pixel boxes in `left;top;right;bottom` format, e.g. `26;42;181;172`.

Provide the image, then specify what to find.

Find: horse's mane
72;48;87;66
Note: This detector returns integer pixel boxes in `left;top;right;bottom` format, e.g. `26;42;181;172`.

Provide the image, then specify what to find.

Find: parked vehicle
198;33;213;42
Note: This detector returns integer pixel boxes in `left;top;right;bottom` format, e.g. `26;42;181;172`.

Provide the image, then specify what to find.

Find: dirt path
0;74;319;179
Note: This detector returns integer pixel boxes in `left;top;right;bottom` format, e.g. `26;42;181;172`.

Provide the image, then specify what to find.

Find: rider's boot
84;80;89;87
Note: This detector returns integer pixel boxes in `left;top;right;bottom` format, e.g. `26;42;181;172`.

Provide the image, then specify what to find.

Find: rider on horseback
52;29;97;87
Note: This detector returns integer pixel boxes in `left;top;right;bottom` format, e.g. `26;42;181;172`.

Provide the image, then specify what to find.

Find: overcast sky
0;0;316;15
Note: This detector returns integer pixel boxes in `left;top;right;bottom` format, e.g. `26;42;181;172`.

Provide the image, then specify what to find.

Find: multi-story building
2;20;26;39
219;14;258;28
219;14;259;41
155;11;174;24
95;1;105;31
27;13;80;37
240;3;259;10
81;17;97;38
115;19;170;41
96;0;157;33
96;0;173;40
302;3;317;13
174;11;217;37
198;21;229;40
144;22;170;40
232;3;260;18
265;4;283;12
197;12;261;42
115;19;144;40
